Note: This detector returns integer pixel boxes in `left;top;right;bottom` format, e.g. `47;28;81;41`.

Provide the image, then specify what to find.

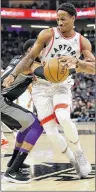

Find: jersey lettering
51;44;76;57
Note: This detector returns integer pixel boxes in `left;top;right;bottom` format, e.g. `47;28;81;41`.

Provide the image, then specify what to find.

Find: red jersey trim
45;28;54;57
79;34;83;53
57;27;76;39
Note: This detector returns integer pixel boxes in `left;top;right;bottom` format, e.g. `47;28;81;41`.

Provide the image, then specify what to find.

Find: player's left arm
81;36;95;61
60;36;95;74
76;60;95;74
76;36;95;74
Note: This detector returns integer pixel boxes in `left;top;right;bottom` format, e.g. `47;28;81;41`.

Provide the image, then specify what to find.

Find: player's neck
59;28;75;38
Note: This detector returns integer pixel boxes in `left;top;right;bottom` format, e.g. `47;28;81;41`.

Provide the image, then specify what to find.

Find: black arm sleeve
34;66;76;81
34;66;47;80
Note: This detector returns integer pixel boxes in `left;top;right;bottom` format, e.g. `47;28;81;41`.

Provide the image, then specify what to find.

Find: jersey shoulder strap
9;55;24;67
1;55;24;82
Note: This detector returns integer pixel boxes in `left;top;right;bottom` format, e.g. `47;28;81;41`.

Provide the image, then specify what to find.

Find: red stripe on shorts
54;104;69;111
40;113;55;126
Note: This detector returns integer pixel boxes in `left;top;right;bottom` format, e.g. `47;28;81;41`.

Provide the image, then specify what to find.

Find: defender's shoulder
10;55;24;66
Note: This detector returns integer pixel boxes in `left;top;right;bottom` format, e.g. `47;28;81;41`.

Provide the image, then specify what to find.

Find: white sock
63;146;75;162
74;140;82;152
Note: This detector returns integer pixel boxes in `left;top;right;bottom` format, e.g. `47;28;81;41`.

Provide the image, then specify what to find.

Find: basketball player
1;39;44;183
2;39;84;183
3;3;95;179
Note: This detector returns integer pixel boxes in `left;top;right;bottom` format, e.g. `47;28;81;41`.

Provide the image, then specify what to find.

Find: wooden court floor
1;122;95;191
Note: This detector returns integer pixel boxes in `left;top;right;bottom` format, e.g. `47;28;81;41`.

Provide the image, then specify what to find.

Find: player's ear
28;47;32;52
72;16;75;22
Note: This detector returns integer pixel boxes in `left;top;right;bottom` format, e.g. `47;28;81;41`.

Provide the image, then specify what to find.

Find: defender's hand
2;74;15;88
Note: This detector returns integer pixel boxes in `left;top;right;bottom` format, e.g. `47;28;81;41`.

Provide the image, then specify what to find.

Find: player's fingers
59;57;71;62
67;63;76;69
2;82;8;88
58;58;66;62
61;63;68;68
58;56;72;60
4;80;12;87
85;57;93;62
2;80;8;87
61;59;71;65
5;84;10;88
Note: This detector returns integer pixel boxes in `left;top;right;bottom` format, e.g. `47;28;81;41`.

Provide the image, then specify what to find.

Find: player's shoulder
80;34;90;43
38;28;53;40
39;28;53;35
80;34;91;49
76;33;91;52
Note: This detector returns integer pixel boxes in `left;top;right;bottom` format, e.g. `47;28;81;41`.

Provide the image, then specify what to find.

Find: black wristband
69;68;76;75
34;66;47;80
10;73;17;79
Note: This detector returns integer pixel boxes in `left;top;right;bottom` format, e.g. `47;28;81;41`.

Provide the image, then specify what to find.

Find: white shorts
32;80;72;122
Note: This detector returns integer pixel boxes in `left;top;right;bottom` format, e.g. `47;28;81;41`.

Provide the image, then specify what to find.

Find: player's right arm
1;56;22;84
13;28;52;74
3;29;53;88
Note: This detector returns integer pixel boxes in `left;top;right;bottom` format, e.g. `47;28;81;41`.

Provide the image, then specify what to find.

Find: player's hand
58;56;77;68
84;57;95;64
2;75;15;88
84;57;92;62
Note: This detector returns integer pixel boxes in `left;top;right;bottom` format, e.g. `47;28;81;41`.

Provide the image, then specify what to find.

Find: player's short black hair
23;39;35;53
57;3;77;17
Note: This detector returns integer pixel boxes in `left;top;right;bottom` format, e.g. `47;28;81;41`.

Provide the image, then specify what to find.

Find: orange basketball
44;57;69;83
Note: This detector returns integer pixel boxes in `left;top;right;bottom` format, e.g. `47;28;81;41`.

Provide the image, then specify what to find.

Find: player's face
57;10;75;33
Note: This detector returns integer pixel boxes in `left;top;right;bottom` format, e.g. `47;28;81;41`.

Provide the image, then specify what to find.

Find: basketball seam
59;68;68;81
57;59;67;82
48;60;58;83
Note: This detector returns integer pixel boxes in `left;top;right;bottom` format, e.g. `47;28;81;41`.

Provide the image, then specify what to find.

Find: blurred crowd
1;29;95;122
1;30;37;69
59;0;95;8
71;73;95;122
1;0;95;9
2;1;49;9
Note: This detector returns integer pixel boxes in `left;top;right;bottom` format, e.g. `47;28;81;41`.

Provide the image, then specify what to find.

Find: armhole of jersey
79;34;83;54
45;28;54;57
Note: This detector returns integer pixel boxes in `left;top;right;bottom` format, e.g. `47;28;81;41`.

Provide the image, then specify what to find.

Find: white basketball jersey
42;27;81;62
40;27;81;86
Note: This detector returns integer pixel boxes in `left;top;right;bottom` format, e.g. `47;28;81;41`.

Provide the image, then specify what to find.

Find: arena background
1;1;95;191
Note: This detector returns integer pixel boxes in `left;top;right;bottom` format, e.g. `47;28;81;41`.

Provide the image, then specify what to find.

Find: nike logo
55;37;59;39
20;152;23;155
8;174;16;178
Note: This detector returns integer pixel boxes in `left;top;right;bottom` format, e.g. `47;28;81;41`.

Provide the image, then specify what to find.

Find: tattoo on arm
11;55;34;77
76;59;87;69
